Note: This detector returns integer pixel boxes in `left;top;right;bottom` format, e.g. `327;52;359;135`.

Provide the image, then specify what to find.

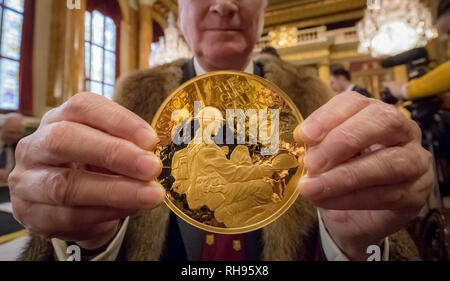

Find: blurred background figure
0;113;25;252
260;46;281;59
0;113;24;189
330;67;372;98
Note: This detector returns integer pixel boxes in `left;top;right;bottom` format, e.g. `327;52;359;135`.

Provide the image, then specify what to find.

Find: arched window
0;0;34;112
84;0;121;100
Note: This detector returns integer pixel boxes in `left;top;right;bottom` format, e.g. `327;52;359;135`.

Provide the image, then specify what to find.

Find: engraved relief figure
171;107;298;228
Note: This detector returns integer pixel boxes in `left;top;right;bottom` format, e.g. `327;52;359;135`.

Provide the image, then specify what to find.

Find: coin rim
151;70;306;234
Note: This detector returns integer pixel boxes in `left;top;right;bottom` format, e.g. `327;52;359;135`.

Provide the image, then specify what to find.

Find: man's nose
210;0;239;17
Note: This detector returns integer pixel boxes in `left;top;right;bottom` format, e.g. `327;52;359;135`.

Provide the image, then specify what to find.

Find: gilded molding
264;0;366;27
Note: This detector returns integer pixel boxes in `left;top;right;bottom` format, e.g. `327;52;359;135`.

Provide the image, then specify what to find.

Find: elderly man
330;68;372;98
0;113;24;238
12;0;432;261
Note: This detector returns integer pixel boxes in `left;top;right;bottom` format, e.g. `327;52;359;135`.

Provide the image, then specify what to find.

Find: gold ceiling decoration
265;0;366;27
269;25;299;48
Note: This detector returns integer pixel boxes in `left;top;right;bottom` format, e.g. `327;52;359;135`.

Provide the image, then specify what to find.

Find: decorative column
118;0;139;75
318;60;331;86
139;0;156;69
46;0;86;107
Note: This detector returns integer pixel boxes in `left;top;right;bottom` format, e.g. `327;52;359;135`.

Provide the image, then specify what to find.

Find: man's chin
201;45;252;69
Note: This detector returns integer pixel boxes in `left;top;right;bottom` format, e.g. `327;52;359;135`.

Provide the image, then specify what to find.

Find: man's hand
383;81;407;100
294;92;433;260
0;169;10;183
8;93;164;250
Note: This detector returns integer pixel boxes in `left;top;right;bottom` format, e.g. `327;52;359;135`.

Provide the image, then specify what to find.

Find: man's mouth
204;28;242;32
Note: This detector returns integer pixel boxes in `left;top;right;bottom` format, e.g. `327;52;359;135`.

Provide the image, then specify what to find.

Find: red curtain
18;0;35;116
86;0;122;79
86;0;122;24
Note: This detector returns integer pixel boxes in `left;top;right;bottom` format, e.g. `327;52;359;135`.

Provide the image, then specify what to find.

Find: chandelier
149;13;192;67
357;0;438;57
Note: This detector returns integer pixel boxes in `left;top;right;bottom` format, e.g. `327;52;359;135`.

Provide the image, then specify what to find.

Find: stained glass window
0;0;24;110
85;10;117;100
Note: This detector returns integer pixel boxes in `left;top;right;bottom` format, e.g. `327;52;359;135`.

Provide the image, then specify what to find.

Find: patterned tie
200;232;247;261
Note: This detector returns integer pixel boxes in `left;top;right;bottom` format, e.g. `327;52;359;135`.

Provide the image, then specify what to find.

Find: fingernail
304;147;326;173
135;127;159;150
138;183;165;206
301;121;322;142
297;176;324;198
136;153;162;178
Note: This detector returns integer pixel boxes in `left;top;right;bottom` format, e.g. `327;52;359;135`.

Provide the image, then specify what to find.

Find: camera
380;47;429;104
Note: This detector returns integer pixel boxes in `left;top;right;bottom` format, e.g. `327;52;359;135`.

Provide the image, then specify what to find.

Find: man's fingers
54;221;120;243
298;142;432;201
9;167;165;209
313;169;433;211
19;121;162;181
41;93;159;151
304;102;421;174
12;197;137;238
295;92;371;146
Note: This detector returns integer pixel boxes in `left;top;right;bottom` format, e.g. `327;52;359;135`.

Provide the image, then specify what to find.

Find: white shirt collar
193;57;254;76
345;83;355;93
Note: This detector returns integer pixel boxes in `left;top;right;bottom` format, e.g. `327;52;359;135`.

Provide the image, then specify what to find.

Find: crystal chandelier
149;13;192;67
357;0;438;57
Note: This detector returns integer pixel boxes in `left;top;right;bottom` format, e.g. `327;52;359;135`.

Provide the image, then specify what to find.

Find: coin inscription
152;71;306;234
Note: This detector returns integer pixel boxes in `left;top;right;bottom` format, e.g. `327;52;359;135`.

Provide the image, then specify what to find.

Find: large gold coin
152;71;306;234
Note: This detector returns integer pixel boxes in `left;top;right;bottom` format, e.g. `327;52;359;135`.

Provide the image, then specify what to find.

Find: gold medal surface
152;71;306;234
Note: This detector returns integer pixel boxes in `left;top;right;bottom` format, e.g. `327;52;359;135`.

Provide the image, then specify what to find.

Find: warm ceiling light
268;25;298;49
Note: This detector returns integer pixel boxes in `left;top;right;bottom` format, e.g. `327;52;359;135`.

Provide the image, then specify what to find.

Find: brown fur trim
262;198;318;260
388;230;421;261
113;59;187;123
122;205;171;261
255;54;334;118
18;233;53;261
